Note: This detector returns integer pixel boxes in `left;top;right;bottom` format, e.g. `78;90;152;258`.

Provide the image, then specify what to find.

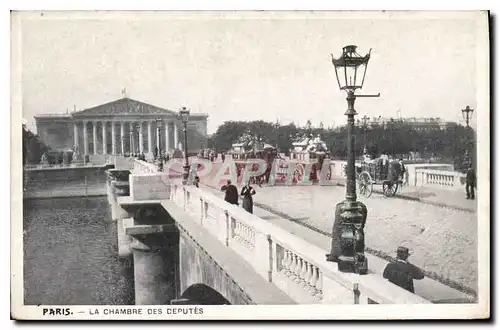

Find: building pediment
72;98;178;117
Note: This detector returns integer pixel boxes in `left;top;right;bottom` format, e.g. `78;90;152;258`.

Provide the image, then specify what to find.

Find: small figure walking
221;179;239;206
194;176;200;188
240;182;256;214
466;165;476;200
383;246;424;294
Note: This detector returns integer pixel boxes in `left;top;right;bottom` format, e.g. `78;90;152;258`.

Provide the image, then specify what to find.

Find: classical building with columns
34;97;209;157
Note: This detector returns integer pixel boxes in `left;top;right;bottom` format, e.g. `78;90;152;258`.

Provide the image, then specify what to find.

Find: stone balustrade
329;160;463;190
170;183;430;305
132;159;159;174
415;169;465;190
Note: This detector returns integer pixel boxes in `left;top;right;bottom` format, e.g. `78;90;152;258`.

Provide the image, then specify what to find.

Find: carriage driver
379;151;389;178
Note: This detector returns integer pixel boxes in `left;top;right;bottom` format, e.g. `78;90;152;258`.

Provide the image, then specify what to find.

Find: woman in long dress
240;183;256;214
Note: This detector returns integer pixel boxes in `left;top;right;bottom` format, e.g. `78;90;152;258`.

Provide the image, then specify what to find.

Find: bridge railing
170;183;430;305
132;159;159;174
415;169;465;190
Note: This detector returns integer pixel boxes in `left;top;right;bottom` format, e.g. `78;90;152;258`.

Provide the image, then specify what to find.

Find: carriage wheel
293;164;305;184
382;181;398;197
358;171;373;198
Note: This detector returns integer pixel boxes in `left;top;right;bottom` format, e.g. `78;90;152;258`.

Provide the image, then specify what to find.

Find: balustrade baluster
245;225;250;246
309;265;319;295
235;222;241;242
282;250;291;275
289;254;299;280
294;258;303;283
240;223;246;244
315;271;323;299
303;261;313;289
297;258;307;284
241;223;246;244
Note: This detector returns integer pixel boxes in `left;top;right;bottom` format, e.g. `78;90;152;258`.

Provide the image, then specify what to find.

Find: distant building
365;116;454;131
34;97;209;155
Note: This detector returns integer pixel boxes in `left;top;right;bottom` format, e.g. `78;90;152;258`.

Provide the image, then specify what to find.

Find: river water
23;196;135;305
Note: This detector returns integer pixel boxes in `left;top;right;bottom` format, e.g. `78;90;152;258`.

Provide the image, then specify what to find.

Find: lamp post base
337;254;368;274
327;200;368;275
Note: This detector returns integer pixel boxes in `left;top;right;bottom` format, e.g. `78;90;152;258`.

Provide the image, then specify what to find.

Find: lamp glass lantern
331;45;371;91
461;105;474;122
179;107;190;125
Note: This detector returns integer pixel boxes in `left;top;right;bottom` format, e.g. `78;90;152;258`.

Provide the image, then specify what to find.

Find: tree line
210;119;476;165
23;124;49;165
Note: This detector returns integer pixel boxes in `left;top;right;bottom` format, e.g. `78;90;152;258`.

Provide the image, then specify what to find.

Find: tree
212;118;476;164
23;125;49;165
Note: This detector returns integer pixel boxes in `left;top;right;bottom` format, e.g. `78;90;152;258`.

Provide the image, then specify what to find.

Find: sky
15;11;486;134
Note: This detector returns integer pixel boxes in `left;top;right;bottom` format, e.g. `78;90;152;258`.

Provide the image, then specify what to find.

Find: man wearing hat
382;246;424;294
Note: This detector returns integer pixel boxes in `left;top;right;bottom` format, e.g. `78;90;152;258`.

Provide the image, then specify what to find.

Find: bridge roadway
199;182;477;302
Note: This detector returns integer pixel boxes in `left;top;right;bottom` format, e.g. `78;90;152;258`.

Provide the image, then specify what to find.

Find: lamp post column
345;91;357;202
328;90;368;275
182;122;189;185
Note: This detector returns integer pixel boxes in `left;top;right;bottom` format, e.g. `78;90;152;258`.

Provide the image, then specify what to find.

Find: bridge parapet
170;184;430;305
415;169;465;190
133;159;159;174
329;160;462;190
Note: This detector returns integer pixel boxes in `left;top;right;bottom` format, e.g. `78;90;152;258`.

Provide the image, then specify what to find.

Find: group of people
199;149;217;162
192;176;257;214
220;180;257;214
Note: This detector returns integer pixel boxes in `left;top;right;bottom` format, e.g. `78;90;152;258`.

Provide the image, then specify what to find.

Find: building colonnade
73;119;180;156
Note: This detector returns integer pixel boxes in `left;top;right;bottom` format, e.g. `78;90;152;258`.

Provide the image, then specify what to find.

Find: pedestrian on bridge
240;182;256;214
466;165;476;200
221;180;239;206
382;246;424;294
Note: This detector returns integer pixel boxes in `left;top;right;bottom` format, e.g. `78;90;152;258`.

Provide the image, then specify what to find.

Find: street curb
334;182;475;213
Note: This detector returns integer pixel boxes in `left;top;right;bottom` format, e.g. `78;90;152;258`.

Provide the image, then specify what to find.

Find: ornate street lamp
461;105;474;128
155;118;163;170
274;118;280;152
179;107;190;184
155;118;163;157
327;45;380;274
461;105;474;167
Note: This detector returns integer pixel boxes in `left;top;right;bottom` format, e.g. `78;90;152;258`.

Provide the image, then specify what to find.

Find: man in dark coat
221;179;239;205
326;201;367;262
466;166;476;200
383;246;424;294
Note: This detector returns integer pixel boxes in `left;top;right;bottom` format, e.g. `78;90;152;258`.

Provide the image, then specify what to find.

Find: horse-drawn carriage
356;158;404;198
